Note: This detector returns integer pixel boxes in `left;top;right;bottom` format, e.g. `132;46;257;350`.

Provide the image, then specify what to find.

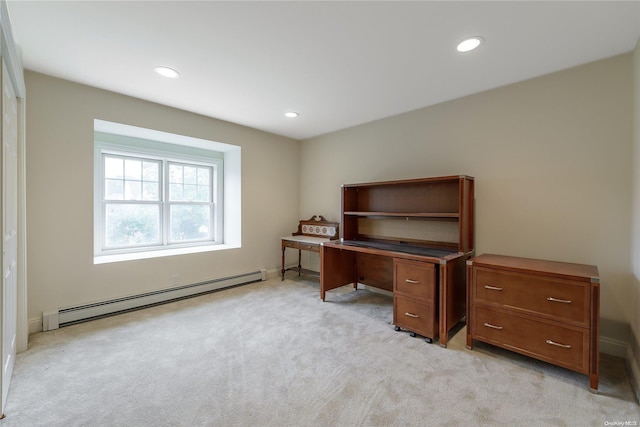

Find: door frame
1;0;26;353
0;0;27;418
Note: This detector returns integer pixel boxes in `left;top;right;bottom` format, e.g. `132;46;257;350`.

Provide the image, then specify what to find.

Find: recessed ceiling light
284;111;299;118
456;36;483;53
154;66;180;78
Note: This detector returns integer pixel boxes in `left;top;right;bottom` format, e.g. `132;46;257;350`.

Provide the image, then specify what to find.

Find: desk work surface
323;240;463;264
336;240;456;258
281;235;331;245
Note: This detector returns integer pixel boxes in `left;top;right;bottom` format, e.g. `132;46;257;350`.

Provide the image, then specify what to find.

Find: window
100;152;220;250
94;120;241;264
103;154;163;248
167;162;214;243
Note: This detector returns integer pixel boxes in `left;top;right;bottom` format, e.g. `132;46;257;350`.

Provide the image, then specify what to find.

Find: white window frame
95;143;224;255
93;119;241;264
102;152;164;250
165;160;218;245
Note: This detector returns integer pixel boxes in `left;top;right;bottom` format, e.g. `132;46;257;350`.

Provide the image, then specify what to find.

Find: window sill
93;243;240;265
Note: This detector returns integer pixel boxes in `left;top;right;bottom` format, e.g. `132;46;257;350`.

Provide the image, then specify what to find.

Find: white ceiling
7;1;640;140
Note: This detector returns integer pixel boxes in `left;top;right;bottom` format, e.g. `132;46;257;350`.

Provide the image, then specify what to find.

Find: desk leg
439;255;468;348
281;245;286;281
320;245;355;301
297;249;302;277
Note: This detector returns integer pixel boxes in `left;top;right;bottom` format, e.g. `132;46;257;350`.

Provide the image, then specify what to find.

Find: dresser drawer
473;267;590;326
394;259;436;301
472;306;589;373
393;295;437;339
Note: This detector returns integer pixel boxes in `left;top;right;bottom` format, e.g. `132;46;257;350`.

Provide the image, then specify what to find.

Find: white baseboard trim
625;345;640;404
265;268;283;280
28;317;42;335
600;335;629;358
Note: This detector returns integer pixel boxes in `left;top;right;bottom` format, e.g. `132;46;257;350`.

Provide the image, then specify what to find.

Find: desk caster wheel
394;326;401;331
409;332;416;337
425;338;433;344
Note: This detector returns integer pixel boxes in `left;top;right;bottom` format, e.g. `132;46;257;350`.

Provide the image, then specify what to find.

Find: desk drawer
394;259;436;301
394;295;437;339
282;240;320;252
472;305;588;373
473;267;589;326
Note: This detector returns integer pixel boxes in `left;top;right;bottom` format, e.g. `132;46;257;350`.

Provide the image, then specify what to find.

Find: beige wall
25;71;300;326
300;54;633;346
630;39;640;395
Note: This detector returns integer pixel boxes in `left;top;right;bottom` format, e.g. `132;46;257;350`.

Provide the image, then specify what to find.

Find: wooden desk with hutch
320;175;474;347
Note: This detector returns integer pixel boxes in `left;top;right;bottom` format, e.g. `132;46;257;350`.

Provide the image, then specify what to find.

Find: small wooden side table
281;215;339;280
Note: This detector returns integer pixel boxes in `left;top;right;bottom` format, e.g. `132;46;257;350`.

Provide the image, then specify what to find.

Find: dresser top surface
470;253;599;282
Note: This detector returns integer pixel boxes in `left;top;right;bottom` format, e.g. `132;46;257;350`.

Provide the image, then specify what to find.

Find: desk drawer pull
546;339;571;349
547;297;572;304
405;279;420;284
483;322;503;330
404;312;420;318
484;285;503;291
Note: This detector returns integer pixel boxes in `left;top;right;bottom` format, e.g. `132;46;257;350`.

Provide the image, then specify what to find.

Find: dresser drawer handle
405;279;420;284
483;322;503;330
404;312;420;318
546;339;571;349
547;297;572;304
484;285;503;291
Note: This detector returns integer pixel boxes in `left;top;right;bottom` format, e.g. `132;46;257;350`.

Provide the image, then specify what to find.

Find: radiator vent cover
42;270;265;331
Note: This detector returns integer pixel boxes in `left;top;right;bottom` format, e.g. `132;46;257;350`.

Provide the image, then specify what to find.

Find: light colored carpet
1;277;638;426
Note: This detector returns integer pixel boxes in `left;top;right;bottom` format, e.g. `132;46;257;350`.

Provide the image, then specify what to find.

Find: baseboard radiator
42;269;266;331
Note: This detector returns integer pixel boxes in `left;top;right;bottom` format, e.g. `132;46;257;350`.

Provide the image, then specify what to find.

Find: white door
1;59;18;417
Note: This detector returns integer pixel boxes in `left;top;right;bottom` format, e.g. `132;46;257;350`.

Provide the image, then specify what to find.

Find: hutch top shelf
341;175;474;253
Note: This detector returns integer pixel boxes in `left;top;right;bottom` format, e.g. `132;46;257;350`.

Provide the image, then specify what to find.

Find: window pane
184;166;197;184
184;184;197;201
169;204;210;241
197;168;210;185
105;179;124;200
124;180;142;200
105;203;160;247
124;159;142;180
143;182;159;201
196;186;210;202
170;183;183;201
105;157;124;179
169;164;183;184
143;161;159;181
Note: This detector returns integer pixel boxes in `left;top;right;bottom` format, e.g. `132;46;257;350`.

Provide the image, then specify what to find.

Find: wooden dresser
466;254;600;391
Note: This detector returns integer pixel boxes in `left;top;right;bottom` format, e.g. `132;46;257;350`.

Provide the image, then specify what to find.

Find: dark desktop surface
339;240;455;258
